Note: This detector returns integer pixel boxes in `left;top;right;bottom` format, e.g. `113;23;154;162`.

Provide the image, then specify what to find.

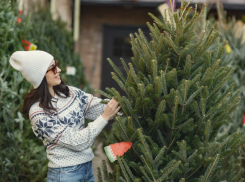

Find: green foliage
97;0;245;181
214;2;245;134
211;2;245;177
0;1;47;181
0;0;88;181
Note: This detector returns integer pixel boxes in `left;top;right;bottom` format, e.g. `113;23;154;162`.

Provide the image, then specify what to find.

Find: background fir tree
97;1;245;181
212;2;245;176
0;0;88;181
214;2;245;134
0;1;48;181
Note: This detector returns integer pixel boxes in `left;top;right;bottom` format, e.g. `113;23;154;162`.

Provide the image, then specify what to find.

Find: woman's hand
101;98;121;121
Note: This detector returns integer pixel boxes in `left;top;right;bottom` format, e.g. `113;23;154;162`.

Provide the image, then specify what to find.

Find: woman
9;50;120;182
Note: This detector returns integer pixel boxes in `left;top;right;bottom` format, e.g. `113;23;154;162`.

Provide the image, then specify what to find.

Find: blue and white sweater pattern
29;86;108;168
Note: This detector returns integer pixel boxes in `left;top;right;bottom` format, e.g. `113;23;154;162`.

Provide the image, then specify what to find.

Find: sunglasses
46;60;59;74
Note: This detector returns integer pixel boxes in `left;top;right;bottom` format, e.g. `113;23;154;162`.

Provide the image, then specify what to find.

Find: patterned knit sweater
29;85;108;168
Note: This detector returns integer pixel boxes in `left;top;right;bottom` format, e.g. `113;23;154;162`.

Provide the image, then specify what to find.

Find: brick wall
76;5;158;96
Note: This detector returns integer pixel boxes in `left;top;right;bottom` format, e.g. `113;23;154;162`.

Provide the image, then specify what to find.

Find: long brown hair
20;77;71;119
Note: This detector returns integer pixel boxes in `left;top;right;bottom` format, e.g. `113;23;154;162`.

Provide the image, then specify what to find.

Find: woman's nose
57;66;61;73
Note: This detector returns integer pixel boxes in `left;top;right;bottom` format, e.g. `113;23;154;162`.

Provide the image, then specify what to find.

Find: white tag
66;66;76;75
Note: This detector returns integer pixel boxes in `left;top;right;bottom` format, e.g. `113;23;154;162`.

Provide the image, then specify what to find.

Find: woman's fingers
112;101;119;108
115;106;121;113
109;98;116;105
102;98;121;121
109;98;119;109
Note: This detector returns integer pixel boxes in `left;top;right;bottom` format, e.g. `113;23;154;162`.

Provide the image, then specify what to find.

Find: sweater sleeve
83;93;109;120
69;86;109;120
30;113;108;151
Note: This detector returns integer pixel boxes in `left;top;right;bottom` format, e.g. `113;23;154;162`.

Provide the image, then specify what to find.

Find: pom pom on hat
104;142;132;163
9;50;54;89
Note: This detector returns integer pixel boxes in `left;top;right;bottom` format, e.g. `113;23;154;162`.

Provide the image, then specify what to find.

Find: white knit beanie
9;50;54;89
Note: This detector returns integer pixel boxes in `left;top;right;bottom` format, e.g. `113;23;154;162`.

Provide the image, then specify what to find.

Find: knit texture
29;85;108;168
9;50;54;88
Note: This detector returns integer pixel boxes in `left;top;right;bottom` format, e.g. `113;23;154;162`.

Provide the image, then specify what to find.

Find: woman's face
45;60;62;87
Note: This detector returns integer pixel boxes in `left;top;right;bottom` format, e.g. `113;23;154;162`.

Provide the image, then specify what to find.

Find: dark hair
20;77;71;119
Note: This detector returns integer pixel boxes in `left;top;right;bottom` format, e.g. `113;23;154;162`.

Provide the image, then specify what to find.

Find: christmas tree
96;0;245;181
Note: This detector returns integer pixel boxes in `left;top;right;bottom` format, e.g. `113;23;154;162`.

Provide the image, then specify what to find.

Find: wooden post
50;0;57;20
73;0;80;42
18;0;24;11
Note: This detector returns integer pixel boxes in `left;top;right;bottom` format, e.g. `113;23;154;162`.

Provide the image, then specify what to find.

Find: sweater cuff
93;115;108;132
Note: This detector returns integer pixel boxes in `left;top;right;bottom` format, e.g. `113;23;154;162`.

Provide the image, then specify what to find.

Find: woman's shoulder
67;85;92;102
67;85;81;92
67;85;87;96
29;101;44;120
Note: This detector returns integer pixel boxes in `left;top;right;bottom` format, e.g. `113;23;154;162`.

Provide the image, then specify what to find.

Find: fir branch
129;128;139;141
107;58;126;83
154;146;167;164
200;98;206;117
160;70;168;96
115;165;120;182
207;67;234;100
139;166;152;181
115;117;130;141
120;58;129;75
151;60;158;78
155;100;166;121
157;129;168;146
194;101;203;119
102;160;109;181
192;30;206;60
115;124;128;141
166;68;176;82
175;118;193;129
183;55;192;78
181;80;188;114
212;97;240;127
103;131;115;144
94;89;112;99
148;13;176;37
205;119;211;145
187;150;198;163
97;167;103;182
121;158;136;181
131;57;143;73
138;133;153;163
163;32;180;55
144;84;154;96
180;140;187;162
171;95;179;137
200;67;211;86
156;34;164;56
138;28;151;53
111;72;125;91
117;157;131;182
154;77;162;97
180;0;192;21
128;63;139;84
140;155;156;181
203;154;219;182
185;86;204;105
105;87;117;97
157;160;181;181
